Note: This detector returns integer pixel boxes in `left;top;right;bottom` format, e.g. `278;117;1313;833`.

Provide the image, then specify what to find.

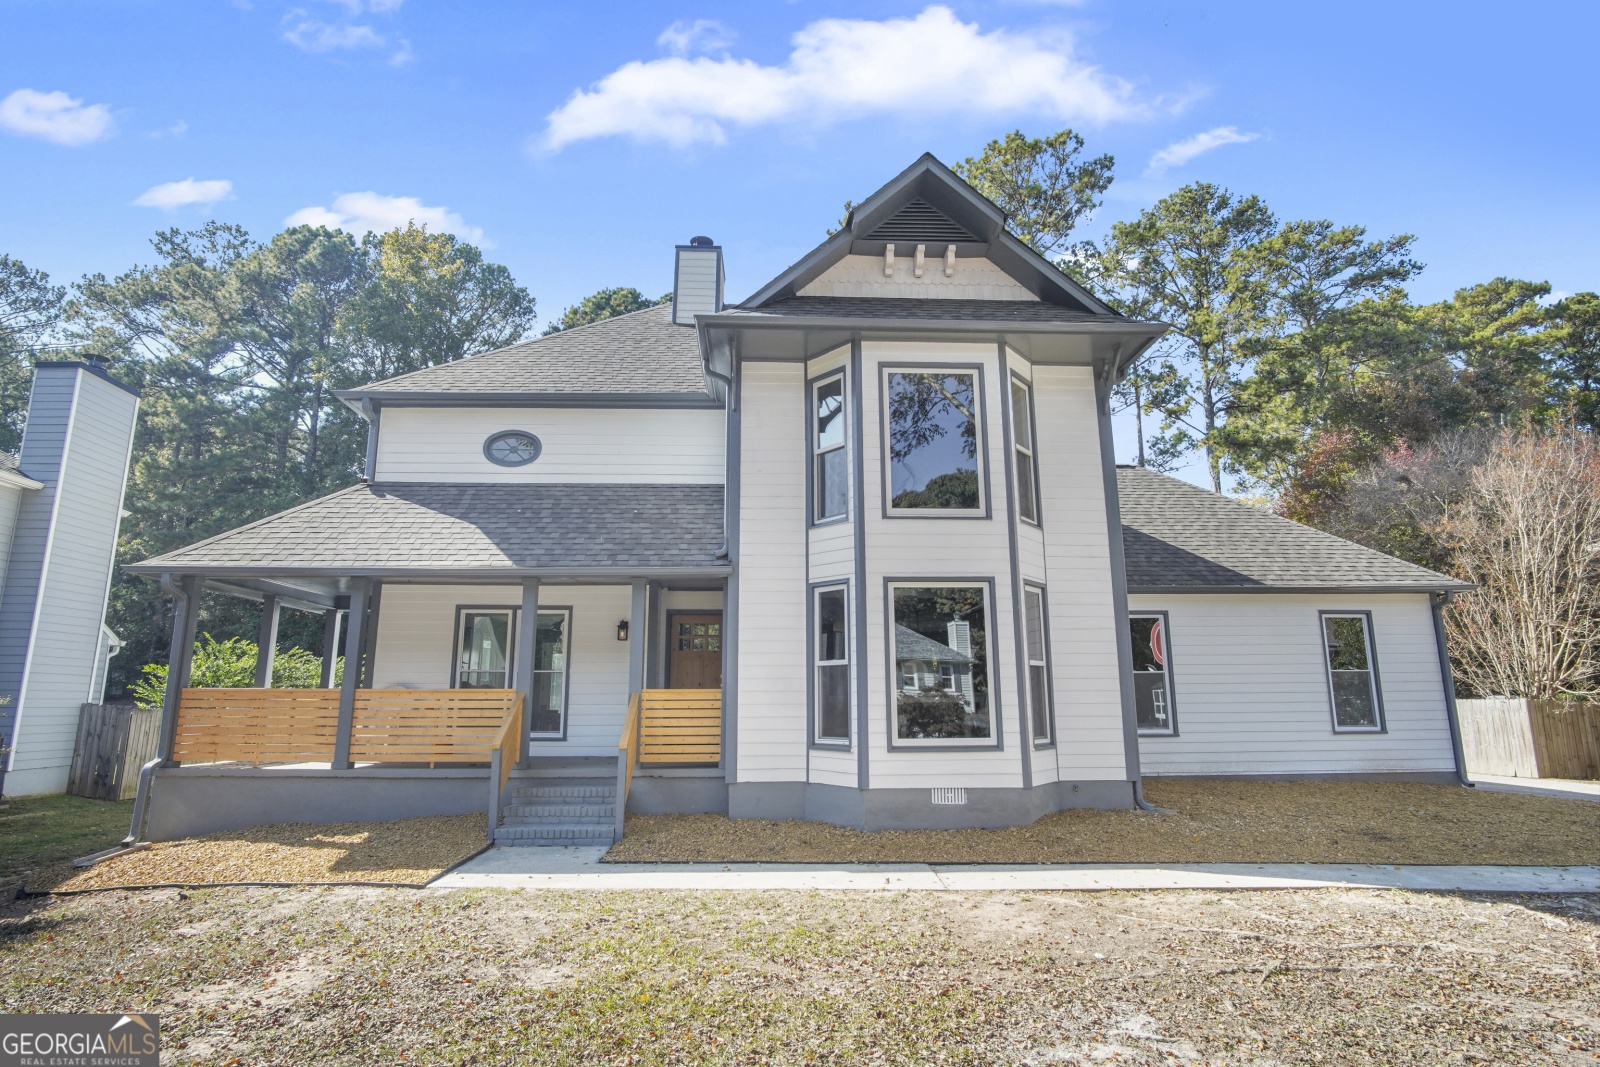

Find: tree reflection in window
886;371;981;511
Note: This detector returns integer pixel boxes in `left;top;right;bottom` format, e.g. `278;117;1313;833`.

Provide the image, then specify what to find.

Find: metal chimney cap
689;235;715;247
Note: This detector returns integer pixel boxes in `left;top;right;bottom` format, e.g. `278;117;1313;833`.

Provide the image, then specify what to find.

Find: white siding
374;406;725;484
1;368;138;795
1132;593;1457;776
0;483;27;614
735;362;809;782
799;255;1039;301
370;583;633;758
672;248;722;324
861;341;1027;790
1031;364;1128;783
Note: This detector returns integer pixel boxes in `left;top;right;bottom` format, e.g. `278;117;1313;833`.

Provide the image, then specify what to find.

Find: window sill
811;515;850;529
884;509;989;520
1137;729;1177;738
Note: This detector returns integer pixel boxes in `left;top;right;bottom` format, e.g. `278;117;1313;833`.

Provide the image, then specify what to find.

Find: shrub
132;635;342;709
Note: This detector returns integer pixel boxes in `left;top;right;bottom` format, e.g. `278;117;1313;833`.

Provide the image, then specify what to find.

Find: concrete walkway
432;847;1600;893
1471;774;1600;802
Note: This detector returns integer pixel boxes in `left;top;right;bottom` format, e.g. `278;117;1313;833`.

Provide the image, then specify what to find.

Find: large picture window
1023;586;1051;744
1322;612;1382;731
1010;377;1040;524
884;369;984;514
891;583;992;743
1130;614;1175;734
813;374;847;522
814;586;850;743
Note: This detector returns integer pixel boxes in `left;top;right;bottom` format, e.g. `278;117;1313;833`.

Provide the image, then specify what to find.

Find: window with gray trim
456;609;512;689
891;583;992;743
1010;377;1040;524
1130;614;1175;734
529;609;571;736
1023;586;1051;743
813;374;847;522
1322;613;1382;730
484;430;541;466
884;370;983;513
814;585;850;743
452;607;572;736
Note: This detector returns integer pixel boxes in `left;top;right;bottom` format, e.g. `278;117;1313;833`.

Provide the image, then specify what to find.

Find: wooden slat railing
615;691;642;842
173;688;340;765
350;689;521;764
639;688;721;765
487;696;525;840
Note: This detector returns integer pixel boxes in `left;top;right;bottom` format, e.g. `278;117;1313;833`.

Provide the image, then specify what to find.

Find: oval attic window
483;430;542;466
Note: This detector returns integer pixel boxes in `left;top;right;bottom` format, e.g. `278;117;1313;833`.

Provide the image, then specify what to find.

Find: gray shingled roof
1117;466;1468;592
0;451;18;474
725;297;1115;323
341;305;712;399
128;482;727;575
893;625;974;665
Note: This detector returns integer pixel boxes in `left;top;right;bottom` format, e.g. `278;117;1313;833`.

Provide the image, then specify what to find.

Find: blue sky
3;0;1595;479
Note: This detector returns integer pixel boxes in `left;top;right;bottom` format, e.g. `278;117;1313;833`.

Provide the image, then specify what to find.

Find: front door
667;613;723;689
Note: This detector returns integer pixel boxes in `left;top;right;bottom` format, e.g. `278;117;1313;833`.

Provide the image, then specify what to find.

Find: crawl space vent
931;787;968;806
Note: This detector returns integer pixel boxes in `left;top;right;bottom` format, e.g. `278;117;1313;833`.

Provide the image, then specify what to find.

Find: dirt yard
22;814;486;894
2;884;1596;1065
607;779;1600;866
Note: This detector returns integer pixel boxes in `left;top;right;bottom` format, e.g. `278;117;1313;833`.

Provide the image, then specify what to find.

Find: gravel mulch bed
607;779;1600;866
1;884;1595;1064
26;814;487;894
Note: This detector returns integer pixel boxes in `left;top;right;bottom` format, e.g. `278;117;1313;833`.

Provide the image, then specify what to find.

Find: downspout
121;573;192;844
361;399;381;482
1430;591;1474;787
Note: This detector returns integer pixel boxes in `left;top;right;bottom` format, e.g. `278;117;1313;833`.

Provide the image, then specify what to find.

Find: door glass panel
529;611;568;735
458;611;510;689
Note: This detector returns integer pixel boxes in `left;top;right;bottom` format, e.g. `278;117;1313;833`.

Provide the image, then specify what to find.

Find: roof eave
124;562;733;580
332;389;721;409
1126;582;1475;595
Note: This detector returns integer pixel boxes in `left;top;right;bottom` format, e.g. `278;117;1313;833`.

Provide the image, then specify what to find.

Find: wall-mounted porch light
616;620;630;642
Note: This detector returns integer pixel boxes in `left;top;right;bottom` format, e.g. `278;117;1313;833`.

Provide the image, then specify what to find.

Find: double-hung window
1129;613;1175;734
813;586;850;743
456;610;513;689
884;369;984;514
1023;586;1051;744
1010;377;1040;524
1321;612;1383;731
813;374;847;523
529;609;571;737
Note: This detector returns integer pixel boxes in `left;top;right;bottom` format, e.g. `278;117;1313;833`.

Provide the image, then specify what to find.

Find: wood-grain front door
667;613;723;689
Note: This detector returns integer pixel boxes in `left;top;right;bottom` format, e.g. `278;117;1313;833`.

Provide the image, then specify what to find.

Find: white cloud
543;5;1147;151
1145;125;1259;175
285;192;485;244
657;19;736;56
0;88;115;146
283;16;386;52
134;178;235;209
388;38;415;66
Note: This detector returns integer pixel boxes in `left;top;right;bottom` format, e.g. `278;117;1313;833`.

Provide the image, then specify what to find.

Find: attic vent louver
865;198;977;244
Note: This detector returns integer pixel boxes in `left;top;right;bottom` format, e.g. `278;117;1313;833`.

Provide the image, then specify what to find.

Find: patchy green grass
2;886;1596;1064
0;794;132;888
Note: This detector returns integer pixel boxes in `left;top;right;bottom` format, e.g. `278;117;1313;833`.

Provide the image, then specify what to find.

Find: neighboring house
0;360;141;796
128;155;1471;842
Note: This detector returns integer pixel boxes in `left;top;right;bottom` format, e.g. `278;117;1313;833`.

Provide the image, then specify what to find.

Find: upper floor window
813;374;847;522
1010;377;1040;524
483;430;542;467
1322;612;1383;731
884;369;984;515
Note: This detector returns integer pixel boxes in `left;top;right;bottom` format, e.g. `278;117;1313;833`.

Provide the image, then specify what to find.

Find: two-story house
128;155;1472;845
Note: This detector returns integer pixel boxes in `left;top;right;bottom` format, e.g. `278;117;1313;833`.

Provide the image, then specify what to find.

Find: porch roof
127;481;728;579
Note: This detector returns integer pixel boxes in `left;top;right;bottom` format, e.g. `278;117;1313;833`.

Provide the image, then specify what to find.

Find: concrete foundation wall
727;779;1134;831
145;766;492;841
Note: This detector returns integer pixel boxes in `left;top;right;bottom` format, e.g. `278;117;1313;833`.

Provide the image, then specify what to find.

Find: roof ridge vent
864;198;977;244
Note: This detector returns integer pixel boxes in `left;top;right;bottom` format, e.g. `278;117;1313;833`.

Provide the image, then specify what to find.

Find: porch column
156;574;203;765
628;579;648;694
514;577;539;766
333;578;372;769
645;581;665;688
253;594;281;688
319;606;345;688
359;581;383;688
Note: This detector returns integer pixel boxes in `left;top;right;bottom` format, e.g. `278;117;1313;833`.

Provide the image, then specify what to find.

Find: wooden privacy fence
172;688;523;766
638;688;721;765
69;703;160;800
1457;697;1600;780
